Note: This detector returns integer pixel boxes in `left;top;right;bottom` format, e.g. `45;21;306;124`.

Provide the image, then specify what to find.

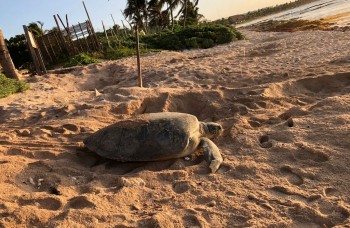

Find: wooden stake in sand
23;26;47;75
135;25;142;88
82;1;101;50
0;29;21;80
102;20;111;48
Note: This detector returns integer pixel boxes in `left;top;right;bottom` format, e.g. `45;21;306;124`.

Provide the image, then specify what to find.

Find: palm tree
165;0;182;30
124;0;148;31
178;0;201;27
148;0;186;30
36;21;44;31
148;0;169;29
28;22;44;37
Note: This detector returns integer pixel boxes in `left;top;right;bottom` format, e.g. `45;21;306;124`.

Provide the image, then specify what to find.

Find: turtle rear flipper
199;138;223;173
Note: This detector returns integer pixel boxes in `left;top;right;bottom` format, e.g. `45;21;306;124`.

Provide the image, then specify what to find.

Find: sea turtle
83;112;223;172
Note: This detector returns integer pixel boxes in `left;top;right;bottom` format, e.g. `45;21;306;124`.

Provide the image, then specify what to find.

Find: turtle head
200;122;223;139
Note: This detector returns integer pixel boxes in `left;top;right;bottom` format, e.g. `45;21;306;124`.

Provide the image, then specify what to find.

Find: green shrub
141;23;243;50
63;53;100;68
0;74;29;98
103;47;160;60
185;37;200;49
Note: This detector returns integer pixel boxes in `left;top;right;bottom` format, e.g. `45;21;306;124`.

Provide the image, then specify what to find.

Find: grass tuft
63;53;100;68
0;73;29;98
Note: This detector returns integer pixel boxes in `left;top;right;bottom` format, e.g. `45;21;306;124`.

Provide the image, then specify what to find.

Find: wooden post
57;14;76;54
85;21;98;51
53;15;69;55
45;35;57;59
79;22;90;51
53;32;64;54
121;10;132;30
65;14;80;53
135;25;142;88
23;25;47;75
102;20;111;48
23;25;41;74
82;1;101;50
72;25;84;52
111;14;119;35
0;29;21;80
110;28;117;39
121;20;128;37
38;37;53;63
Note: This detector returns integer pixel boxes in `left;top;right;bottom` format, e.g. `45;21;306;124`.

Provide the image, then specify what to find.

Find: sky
0;0;292;39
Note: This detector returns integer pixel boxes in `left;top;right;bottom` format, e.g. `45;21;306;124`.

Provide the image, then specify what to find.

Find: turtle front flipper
199;138;223;173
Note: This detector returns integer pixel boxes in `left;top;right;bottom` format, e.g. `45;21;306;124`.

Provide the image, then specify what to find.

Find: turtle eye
207;123;223;136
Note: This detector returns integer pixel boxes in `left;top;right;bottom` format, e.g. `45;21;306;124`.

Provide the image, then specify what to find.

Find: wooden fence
34;20;100;65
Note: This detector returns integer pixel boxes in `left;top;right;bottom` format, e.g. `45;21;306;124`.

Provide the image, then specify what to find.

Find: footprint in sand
293;147;329;163
280;166;304;186
172;180;191;194
270;186;321;203
182;215;204;228
66;196;96;209
18;197;62;211
247;194;274;211
216;164;231;174
324;187;341;197
259;135;273;148
248;119;262;128
62;124;80;132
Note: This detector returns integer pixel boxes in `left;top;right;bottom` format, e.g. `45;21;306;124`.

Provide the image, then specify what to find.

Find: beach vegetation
63;53;101;68
0;73;29;98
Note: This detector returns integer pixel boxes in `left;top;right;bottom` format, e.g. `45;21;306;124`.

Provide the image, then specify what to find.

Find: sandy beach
0;29;350;227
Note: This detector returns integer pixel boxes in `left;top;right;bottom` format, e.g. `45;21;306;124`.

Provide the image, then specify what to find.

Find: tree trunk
183;0;188;28
0;29;21;80
171;8;175;30
135;25;142;88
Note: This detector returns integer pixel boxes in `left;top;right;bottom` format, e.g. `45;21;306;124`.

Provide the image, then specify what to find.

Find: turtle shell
83;112;201;161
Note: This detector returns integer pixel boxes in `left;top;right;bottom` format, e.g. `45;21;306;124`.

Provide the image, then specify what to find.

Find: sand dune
0;29;350;227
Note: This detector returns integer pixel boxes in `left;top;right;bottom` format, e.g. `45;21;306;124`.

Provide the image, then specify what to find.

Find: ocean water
238;0;350;27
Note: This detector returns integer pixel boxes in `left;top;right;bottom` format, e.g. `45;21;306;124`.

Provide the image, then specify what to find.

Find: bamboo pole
102;20;111;48
0;29;21;80
110;28;117;39
135;25;142;87
121;10;132;29
39;37;53;63
121;20;128;37
57;14;76;54
72;25;84;52
79;22;90;51
45;35;57;59
111;14;119;35
53;15;69;55
85;21;98;51
53;32;64;54
82;1;101;50
57;14;69;34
